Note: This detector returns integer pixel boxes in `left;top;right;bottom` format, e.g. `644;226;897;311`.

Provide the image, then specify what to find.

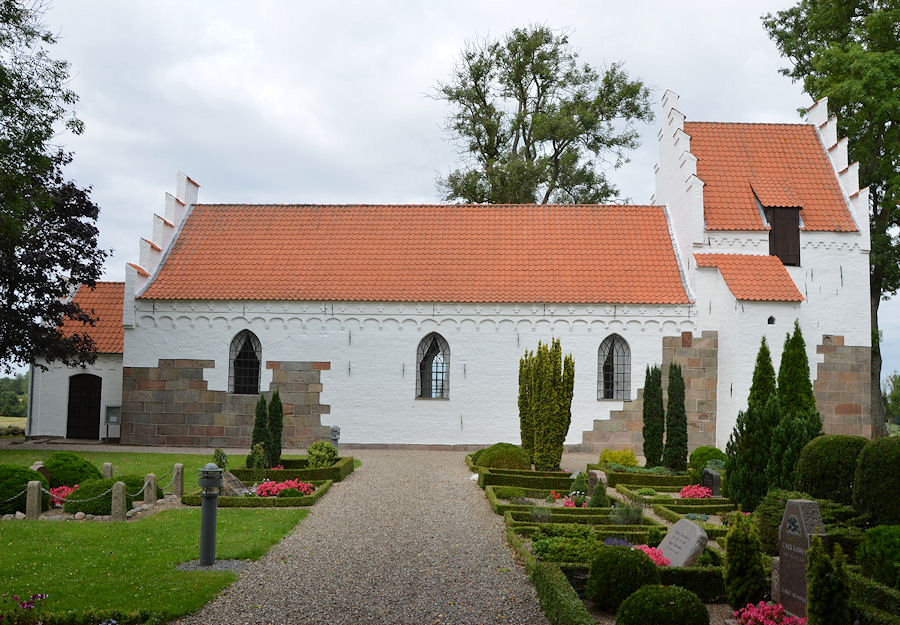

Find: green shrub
306;440;338;468
616;585;709;625
276;488;301;498
663;362;687;472
63;475;163;515
532;535;606;563
724;511;767;609
586;546;661;611
588;485;608;508
689;446;726;483
530;507;552;524
642;364;665;467
807;536;850;625
766;407;822;491
525;339;575;472
607;462;677;475
854;436;900;525
610;502;644;525
44;451;102;488
726;396;780;512
245;441;268;470
636;487;657;496
797;435;867;505
212;448;228;472
647;526;663;548
473;442;529;469
598;448;638;467
777;321;817;418
518;351;534;465
570;472;587;495
857;525;900;590
249;395;269;466
0;464;49;514
493;486;527;500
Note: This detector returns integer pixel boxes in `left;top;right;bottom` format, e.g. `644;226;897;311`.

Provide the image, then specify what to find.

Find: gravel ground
175;450;549;625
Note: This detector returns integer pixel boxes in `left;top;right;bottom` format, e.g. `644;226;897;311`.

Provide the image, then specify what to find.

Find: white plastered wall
27;354;124;439
124;300;696;445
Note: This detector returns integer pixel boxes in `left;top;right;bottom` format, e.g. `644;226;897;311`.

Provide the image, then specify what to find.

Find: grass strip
0;507;306;621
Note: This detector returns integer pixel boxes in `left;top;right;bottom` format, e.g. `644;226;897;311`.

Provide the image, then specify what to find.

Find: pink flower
255;479;315;497
679;484;713;499
733;601;806;625
634;544;670;566
49;485;77;507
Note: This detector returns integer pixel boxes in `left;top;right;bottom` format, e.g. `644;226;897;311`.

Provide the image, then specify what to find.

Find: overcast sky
37;0;900;381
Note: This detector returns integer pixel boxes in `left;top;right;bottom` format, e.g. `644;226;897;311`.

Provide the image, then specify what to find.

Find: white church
26;92;873;452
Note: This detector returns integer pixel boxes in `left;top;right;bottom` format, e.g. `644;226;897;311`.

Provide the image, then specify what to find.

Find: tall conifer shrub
777;321;817;417
747;336;776;410
522;339;574;471
641;365;664;467
267;389;284;468
662;362;687;472
518;351;534;464
247;395;269;469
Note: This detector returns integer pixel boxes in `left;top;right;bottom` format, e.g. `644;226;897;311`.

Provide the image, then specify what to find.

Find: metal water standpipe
198;463;223;566
330;425;340;452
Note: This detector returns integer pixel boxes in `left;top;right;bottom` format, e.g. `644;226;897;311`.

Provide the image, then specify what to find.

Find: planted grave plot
230;456;355;483
182;478;333;507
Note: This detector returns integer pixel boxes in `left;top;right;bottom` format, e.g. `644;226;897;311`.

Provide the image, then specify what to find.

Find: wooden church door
67;374;102;440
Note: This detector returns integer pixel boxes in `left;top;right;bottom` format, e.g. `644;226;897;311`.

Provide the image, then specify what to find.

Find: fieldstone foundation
814;335;872;438
120;359;332;447
580;331;718;453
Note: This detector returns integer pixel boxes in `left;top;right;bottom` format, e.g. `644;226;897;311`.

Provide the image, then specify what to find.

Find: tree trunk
870;292;889;438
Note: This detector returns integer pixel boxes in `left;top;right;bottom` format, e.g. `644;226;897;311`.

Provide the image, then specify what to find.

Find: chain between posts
1;489;27;503
40;486;114;504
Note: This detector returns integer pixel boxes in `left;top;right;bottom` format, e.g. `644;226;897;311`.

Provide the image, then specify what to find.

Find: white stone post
102;462;114;479
111;481;126;521
25;481;41;520
144;473;157;506
173;463;184;499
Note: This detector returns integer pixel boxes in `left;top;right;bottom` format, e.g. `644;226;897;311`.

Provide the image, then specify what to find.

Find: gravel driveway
175;450;549;625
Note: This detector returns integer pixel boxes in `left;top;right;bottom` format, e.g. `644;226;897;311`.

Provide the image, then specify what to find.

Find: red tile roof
61;282;125;353
684;122;857;232
694;254;804;302
140;204;690;305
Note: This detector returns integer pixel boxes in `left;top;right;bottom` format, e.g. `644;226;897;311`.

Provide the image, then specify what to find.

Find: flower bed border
586;464;692;488
484;485;609;515
617;483;735;508
476;467;574;490
557;562;727;603
231;456;354;483
182;480;332;507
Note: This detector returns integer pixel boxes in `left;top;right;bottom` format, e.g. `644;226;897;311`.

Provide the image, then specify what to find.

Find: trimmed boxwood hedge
44;451;103;488
484;485;615;515
854;436;900;526
659;566;727;602
586;546;661;611
616;585;709;625
847;570;900;623
477;467;574;490
586;465;692;488
63;475;163;515
182;480;332;507
232;456;354;483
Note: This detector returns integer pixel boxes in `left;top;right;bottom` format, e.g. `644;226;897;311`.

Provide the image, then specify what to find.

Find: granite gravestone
779;499;825;617
587;470;607;496
220;471;247;496
701;469;721;497
658;519;708;567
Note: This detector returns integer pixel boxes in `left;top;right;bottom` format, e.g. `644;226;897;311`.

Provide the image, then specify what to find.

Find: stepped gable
684;121;858;233
694;253;804;302
138;203;691;305
61;282;125;354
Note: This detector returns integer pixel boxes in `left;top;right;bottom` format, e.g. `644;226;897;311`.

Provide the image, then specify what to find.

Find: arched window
598;334;630;400
229;330;261;394
417;333;450;399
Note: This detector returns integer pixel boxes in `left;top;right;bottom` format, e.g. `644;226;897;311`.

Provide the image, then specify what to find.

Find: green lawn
0;507;307;621
0;416;26;428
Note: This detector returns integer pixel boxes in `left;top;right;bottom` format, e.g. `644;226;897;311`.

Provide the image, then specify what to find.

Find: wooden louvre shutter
768;207;801;266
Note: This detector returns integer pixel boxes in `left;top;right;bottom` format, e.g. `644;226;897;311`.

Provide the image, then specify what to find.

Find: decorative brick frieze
581;331;718;455
814;335;871;438
121;359;332;447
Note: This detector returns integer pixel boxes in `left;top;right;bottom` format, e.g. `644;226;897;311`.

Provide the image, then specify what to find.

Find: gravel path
176;450;549;625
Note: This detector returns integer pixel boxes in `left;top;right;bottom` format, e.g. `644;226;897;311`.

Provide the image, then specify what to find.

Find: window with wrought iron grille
597;334;630;400
229;330;261;394
416;333;449;399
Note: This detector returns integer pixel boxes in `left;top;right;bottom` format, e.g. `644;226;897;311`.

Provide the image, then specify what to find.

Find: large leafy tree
763;1;899;437
437;25;653;204
0;0;108;373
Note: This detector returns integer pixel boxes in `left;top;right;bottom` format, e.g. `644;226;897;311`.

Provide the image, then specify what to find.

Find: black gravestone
700;468;721;497
779;499;825;617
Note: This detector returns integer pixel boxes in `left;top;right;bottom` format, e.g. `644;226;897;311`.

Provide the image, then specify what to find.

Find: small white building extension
28;92;872;450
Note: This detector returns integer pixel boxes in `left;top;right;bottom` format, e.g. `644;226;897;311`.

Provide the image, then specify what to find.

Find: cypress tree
266;389;284;468
518;351;534;465
747;337;776;411
777;321;817;418
247;395;269;469
725;395;779;511
532;342;557;471
807;537;850;625
662;362;687;472
642;365;664;467
723;512;768;608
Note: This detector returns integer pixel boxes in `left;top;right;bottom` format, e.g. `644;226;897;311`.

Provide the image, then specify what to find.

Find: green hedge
587;466;691;488
232;456;354;483
183;480;332;507
484;485;615;515
508;510;618;525
652;501;735;515
43;609;158;625
478;467;574;490
503;515;594;625
556;563;726;603
848;570;900;616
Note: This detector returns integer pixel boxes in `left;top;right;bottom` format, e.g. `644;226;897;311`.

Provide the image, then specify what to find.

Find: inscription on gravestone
700;468;721;497
779;499;825;617
658;519;708;567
